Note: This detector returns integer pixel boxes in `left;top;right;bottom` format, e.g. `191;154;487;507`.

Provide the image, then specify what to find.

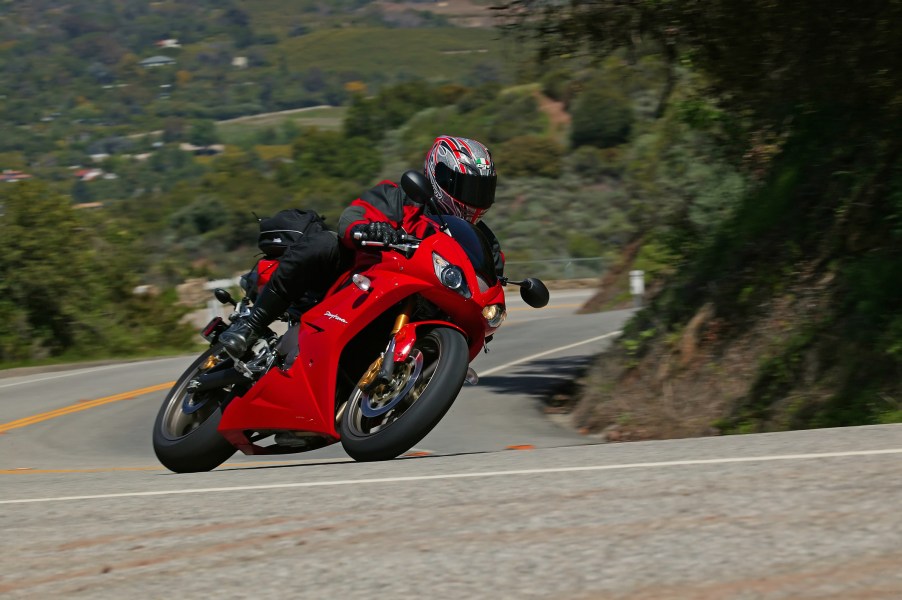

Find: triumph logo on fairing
324;311;348;324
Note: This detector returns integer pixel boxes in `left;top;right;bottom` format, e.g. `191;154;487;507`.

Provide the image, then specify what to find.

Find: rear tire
152;348;238;473
340;327;468;461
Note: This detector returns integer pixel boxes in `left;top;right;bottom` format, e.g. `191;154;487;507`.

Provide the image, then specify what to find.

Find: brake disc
359;350;424;418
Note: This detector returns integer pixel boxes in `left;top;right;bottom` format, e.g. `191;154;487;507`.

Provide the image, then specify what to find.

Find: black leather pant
267;230;351;301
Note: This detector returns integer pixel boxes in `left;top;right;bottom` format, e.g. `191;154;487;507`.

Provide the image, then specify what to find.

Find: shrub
495;135;564;179
570;87;634;148
566;145;624;181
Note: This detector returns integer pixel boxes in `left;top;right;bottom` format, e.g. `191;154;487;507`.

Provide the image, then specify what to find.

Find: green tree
292;129;381;186
499;0;902;429
71;179;94;204
188;120;220;147
566;145;623;181
0;182;193;362
0;182;89;358
495;135;564;179
570;86;634;148
343;94;385;141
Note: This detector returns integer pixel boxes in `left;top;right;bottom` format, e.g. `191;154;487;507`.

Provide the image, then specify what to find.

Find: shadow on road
476;355;595;400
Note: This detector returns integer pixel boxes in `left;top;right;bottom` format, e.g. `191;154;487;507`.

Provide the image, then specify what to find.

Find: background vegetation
499;0;902;434
2;0;898;435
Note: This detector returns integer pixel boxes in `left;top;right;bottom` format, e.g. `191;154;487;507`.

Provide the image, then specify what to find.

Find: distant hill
0;0;517;158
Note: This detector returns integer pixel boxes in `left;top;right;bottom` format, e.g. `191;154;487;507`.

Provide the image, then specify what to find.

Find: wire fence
503;257;604;281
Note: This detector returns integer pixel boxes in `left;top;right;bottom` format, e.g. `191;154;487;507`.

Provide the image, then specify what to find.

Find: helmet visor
435;162;497;209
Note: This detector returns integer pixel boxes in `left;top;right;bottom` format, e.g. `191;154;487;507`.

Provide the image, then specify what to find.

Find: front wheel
340;327;468;461
152;348;238;473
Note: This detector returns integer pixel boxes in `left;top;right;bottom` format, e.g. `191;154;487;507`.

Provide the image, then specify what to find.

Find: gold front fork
391;297;416;334
358;297;416;391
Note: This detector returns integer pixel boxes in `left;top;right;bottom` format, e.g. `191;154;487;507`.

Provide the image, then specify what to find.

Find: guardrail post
630;270;645;307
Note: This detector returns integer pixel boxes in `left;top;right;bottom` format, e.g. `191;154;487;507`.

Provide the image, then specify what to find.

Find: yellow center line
0;466;163;475
0;303;584;435
0;458;350;475
0;382;175;433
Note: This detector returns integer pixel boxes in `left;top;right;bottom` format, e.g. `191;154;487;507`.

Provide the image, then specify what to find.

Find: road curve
0;289;621;470
1;290;900;598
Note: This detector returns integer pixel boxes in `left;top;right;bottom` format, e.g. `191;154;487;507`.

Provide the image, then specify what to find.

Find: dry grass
563;260;838;442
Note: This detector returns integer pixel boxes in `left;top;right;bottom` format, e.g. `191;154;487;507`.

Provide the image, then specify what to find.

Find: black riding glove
354;222;404;245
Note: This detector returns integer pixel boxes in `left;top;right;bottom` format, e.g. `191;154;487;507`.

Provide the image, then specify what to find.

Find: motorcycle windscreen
442;216;498;287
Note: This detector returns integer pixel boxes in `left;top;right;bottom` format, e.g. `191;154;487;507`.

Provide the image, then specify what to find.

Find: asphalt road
0;289;623;469
1;289;900;599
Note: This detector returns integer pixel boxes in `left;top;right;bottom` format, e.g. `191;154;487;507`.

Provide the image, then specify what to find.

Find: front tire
340;327;468;461
152;348;238;473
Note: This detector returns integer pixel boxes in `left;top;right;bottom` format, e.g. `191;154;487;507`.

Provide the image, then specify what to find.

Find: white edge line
3;449;899;505
0;358;185;390
0;364;133;389
479;330;621;377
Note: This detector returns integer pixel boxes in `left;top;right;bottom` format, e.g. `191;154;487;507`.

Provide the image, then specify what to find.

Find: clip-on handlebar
353;231;421;254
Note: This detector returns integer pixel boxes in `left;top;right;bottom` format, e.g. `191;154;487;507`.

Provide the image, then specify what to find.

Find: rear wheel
152;348;238;473
339;327;468;461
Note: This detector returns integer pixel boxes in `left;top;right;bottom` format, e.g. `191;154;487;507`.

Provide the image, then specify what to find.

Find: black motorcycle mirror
401;169;452;231
502;277;550;308
400;169;433;205
214;288;237;307
519;278;550;308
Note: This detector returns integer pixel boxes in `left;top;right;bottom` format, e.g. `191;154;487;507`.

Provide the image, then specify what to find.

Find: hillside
500;1;902;435
0;1;516;163
4;0;899;440
2;1;676;365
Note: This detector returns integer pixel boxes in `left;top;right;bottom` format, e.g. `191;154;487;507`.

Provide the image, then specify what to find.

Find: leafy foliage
494;135;564;178
499;0;902;429
397;84;548;165
291;129;382;185
570;86;634;148
0;182;194;362
0;3;519;165
0;7;750;370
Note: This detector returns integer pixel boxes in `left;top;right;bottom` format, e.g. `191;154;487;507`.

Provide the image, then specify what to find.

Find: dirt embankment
553;261;838;442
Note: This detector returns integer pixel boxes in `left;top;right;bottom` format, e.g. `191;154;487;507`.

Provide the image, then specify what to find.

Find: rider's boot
219;285;290;359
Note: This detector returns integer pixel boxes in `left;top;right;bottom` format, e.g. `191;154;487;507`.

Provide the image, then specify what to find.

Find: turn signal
482;304;506;328
352;273;372;292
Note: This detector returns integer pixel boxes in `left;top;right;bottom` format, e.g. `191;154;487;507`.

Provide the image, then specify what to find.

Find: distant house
139;55;177;68
232;56;248;69
74;168;104;182
179;143;225;156
0;170;32;182
155;38;181;49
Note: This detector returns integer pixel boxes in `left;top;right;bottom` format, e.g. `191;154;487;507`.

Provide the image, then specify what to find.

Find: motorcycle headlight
482;304;506;328
441;266;464;290
433;252;469;296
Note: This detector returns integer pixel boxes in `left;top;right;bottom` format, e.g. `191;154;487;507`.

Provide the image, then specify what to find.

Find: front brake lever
359;240;421;257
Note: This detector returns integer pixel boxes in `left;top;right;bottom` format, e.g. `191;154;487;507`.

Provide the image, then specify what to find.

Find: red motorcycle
152;171;549;473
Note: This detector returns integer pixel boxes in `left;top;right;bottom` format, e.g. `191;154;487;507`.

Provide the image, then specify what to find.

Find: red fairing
218;269;436;442
216;213;511;455
256;259;280;294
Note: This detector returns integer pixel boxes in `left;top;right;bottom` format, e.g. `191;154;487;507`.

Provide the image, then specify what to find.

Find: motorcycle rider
218;135;503;359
